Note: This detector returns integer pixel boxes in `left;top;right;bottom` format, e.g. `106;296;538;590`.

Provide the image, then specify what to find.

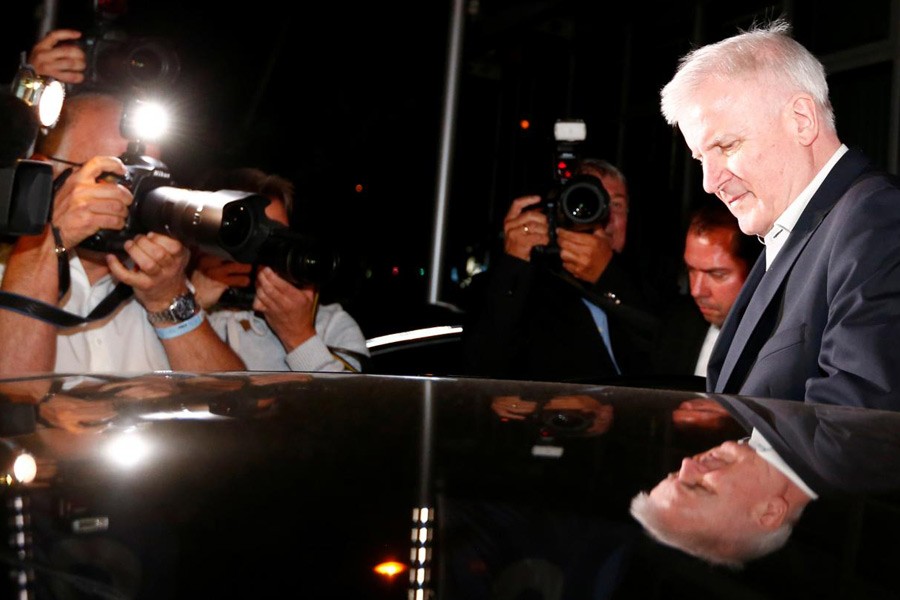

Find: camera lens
220;203;254;248
128;47;165;84
560;175;609;227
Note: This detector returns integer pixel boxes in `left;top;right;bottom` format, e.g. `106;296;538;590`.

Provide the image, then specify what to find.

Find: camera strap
550;268;660;339
0;282;134;327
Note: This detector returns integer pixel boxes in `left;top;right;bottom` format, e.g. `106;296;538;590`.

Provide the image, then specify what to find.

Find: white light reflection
106;428;150;468
12;453;36;484
366;326;462;349
140;408;227;421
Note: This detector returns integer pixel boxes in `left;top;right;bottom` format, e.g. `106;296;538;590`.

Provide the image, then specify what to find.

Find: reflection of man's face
647;441;784;537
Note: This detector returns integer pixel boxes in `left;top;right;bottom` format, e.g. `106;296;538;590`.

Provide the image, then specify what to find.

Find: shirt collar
764;144;848;269
772;144;848;237
749;427;818;499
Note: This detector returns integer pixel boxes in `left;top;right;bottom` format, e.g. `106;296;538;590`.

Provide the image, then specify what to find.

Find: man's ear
788;93;818;146
753;496;789;530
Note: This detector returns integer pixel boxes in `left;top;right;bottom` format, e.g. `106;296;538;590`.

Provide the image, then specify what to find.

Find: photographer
189;167;369;372
462;159;654;383
0;90;245;374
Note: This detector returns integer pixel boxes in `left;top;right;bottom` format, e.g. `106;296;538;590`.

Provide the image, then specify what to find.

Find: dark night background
3;0;898;336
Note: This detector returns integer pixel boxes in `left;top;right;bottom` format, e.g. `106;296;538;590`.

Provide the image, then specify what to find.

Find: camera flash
554;119;587;142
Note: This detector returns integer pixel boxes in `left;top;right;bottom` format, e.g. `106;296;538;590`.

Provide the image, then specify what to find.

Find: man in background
190;167;370;372
650;201;759;380
462;159;656;382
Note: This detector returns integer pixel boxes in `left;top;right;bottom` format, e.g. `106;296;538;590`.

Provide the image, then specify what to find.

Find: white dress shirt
765;144;849;269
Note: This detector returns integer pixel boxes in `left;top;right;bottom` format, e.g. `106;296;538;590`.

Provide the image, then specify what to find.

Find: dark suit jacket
461;252;654;383
649;295;711;377
707;148;900;411
715;394;900;496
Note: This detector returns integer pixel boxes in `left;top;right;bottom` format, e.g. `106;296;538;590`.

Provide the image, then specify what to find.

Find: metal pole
36;0;59;41
427;0;465;306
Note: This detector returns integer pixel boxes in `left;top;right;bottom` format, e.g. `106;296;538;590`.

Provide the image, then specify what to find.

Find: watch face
171;294;198;321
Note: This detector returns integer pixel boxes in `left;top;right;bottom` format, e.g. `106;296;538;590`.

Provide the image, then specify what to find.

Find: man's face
684;227;749;327
647;440;782;541
263;196;289;226
599;173;628;253
678;77;804;237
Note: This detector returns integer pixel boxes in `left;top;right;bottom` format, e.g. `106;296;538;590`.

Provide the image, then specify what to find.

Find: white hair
660;17;835;131
629;491;796;569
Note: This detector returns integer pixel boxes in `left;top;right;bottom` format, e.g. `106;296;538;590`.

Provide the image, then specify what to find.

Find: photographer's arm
0;157;131;375
252;267;369;372
0;229;63;374
462;196;548;378
107;233;245;371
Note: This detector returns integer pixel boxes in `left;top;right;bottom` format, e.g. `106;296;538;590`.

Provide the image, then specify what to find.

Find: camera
77;147;339;289
80;29;181;92
538;408;593;436
530;119;610;267
68;1;181;93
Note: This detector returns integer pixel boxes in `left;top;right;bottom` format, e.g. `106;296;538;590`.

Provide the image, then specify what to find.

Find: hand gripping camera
77;146;339;289
529;119;611;269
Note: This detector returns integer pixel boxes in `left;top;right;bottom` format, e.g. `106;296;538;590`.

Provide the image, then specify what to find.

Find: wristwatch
146;291;200;325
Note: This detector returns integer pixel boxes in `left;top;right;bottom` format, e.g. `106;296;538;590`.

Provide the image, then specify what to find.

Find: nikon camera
77;146;338;290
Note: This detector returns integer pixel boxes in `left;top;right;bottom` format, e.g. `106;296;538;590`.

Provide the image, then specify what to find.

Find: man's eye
722;141;740;156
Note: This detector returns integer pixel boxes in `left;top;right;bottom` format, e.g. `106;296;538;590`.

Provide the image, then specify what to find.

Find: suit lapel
711;148;873;393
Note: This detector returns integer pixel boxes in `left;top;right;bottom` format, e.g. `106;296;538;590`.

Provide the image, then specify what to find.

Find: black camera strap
0;282;134;327
550;268;660;340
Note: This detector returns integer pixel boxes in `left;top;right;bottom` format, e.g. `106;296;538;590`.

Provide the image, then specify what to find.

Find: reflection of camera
78;149;339;288
80;29;181;92
538;408;592;435
530;119;610;267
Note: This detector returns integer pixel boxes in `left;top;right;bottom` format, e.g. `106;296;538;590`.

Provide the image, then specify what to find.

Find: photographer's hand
190;253;253;309
491;396;538;420
108;232;191;310
252;267;318;352
51;156;132;250
107;233;246;371
503;195;550;261
557;227;613;283
28;29;86;84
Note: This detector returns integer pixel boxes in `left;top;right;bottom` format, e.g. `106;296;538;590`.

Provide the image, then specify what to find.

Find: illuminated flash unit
120;97;170;153
11;66;65;128
553;119;586;184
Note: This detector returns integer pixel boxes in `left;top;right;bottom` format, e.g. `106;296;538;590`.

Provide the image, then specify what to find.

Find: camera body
79;28;181;92
530;119;611;267
78;148;339;289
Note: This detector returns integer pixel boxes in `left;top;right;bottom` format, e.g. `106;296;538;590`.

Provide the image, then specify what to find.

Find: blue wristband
154;311;205;340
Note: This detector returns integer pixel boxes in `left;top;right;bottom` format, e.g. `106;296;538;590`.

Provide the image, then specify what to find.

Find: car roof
2;371;898;598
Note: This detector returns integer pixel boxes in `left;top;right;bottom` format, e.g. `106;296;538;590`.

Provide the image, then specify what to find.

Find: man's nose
677;457;705;483
702;156;729;195
690;274;709;298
